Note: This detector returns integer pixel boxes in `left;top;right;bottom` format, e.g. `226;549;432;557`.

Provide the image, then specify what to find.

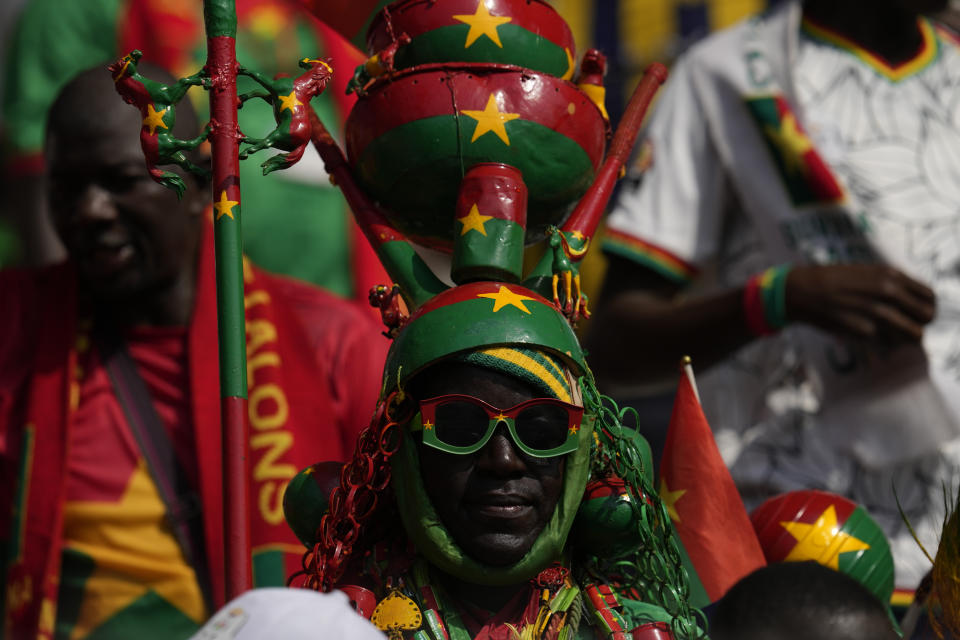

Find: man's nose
475;423;526;476
74;183;117;223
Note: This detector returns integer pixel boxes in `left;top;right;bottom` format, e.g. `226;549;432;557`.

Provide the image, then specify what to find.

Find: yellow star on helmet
658;477;686;523
477;285;536;314
278;90;302;113
142;104;169;135
457;204;494;236
460;94;520;145
452;0;512;48
781;505;870;569
214;190;239;221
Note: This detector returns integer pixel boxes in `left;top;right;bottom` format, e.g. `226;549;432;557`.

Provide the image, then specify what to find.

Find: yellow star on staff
214;190;239;221
764;113;812;176
278;90;302;113
659;477;686;523
452;0;512;48
477;285;536;314
457;204;493;236
781;505;870;569
142;104;168;135
460;94;520;145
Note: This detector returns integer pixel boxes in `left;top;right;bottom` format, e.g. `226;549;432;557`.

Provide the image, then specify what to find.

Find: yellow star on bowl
781;505;870;569
459;94;520;145
452;0;512;48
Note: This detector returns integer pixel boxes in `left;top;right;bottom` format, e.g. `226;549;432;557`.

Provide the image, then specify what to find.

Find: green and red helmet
384;280;587;391
750;490;895;606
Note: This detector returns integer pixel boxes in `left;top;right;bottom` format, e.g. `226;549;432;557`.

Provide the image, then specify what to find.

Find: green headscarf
390;346;595;586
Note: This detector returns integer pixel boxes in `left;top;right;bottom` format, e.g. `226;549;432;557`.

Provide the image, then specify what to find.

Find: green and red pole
203;0;251;599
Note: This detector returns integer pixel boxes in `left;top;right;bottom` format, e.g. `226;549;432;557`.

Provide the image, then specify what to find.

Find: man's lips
81;241;135;277
464;493;534;519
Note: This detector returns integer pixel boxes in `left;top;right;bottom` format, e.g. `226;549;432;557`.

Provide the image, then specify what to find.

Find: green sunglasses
411;394;584;458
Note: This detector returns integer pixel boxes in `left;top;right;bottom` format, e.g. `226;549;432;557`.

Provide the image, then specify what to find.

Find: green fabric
392;412;595;586
53;549;200;640
84;591;200;640
252;549;287;587
619;598;674;629
54;548;96;640
671;529;711;609
2;0;123;155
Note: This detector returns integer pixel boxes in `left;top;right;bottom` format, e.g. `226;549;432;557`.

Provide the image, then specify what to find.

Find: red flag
658;360;766;602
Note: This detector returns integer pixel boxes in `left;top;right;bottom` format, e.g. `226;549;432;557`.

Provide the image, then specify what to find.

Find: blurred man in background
588;0;960;593
0;66;387;639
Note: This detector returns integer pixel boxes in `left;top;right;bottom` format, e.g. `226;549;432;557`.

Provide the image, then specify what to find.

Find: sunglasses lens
434;400;490;447
515;404;571;451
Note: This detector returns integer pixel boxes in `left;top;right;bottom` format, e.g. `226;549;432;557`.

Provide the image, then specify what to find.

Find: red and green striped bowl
367;0;575;78
345;63;606;248
751;490;895;606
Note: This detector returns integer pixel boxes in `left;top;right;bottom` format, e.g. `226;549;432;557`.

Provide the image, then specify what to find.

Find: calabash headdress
101;0;696;635
106;1;700;634
275;0;702;636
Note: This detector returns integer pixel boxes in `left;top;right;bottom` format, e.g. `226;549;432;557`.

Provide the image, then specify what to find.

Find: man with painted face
286;285;706;639
0;66;387;638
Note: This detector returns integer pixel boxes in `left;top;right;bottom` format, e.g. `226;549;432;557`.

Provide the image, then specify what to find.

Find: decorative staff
203;0;249;599
111;0;334;601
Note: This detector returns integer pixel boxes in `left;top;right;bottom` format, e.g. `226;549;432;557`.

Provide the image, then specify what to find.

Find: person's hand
786;264;935;343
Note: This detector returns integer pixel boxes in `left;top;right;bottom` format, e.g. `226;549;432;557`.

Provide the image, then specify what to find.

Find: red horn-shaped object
560;63;668;257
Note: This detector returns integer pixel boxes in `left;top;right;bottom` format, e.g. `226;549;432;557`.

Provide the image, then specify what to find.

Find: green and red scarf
0;222;362;638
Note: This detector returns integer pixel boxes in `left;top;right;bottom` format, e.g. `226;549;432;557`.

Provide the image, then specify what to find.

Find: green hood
391;410;595;586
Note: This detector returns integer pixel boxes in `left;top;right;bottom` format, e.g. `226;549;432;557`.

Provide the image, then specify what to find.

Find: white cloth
189;588;386;640
606;1;960;589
